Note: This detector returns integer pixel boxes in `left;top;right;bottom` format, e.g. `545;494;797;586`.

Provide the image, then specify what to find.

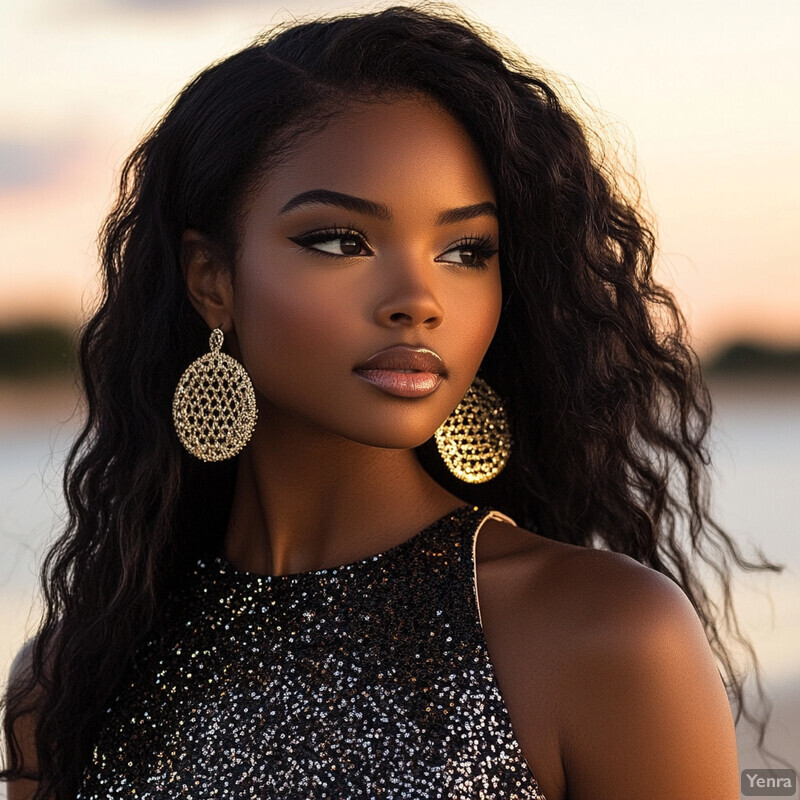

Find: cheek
450;271;503;365
262;292;331;354
481;274;503;343
232;263;357;386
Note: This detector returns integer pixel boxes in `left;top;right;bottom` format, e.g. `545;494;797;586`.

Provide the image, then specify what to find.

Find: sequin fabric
77;505;547;799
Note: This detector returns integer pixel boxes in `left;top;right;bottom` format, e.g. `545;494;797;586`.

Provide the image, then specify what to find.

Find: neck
222;406;465;577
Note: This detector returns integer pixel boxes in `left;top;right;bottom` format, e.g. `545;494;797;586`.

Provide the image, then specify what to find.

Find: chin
349;424;439;452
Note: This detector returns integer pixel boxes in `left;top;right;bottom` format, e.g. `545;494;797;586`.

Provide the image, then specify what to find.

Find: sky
1;0;799;356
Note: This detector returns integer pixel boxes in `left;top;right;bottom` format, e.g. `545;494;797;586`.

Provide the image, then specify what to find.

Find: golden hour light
1;3;797;797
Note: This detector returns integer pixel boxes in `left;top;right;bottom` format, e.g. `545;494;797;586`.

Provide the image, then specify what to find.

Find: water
1;377;798;781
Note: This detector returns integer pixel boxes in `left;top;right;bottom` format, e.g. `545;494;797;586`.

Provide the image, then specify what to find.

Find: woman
2;4;785;799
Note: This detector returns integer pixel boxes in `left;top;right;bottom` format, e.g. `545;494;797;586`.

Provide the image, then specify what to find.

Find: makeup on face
231;96;502;451
353;345;446;398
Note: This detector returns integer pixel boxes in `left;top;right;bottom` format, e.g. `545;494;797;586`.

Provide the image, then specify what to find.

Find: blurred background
1;0;798;788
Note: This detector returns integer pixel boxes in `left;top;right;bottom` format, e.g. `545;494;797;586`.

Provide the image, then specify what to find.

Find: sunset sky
2;0;798;356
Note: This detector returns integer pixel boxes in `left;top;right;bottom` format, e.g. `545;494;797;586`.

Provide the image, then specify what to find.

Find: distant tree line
0;322;77;379
703;341;800;375
0;322;798;380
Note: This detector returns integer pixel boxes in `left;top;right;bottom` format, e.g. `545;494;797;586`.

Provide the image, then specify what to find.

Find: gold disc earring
434;376;511;484
172;327;257;462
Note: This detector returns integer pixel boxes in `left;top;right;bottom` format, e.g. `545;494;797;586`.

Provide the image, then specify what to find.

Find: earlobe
181;229;234;330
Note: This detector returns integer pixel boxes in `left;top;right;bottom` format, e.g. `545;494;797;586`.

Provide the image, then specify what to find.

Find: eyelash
288;226;498;270
289;225;373;258
443;234;499;269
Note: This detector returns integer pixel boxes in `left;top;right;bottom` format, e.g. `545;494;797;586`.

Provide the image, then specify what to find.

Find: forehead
260;95;496;211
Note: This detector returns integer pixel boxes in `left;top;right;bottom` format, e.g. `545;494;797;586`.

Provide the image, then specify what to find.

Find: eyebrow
278;189;497;225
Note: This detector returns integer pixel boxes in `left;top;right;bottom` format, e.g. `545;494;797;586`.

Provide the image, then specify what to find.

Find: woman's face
231;94;502;450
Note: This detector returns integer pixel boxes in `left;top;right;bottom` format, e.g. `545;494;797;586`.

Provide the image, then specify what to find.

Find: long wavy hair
2;4;789;797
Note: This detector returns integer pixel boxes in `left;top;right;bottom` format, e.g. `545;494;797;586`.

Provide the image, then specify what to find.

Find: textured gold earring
172;327;257;462
434;376;511;484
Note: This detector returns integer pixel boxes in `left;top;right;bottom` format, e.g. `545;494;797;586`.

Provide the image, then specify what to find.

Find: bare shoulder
475;518;739;800
477;516;710;636
474;517;687;665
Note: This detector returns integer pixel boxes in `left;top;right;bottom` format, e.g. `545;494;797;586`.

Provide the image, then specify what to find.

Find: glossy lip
353;345;446;375
353;345;446;398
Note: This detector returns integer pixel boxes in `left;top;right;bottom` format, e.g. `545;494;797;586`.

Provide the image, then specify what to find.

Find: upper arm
558;554;740;800
5;638;42;800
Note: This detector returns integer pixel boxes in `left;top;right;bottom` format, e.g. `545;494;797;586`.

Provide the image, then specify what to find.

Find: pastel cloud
1;0;798;350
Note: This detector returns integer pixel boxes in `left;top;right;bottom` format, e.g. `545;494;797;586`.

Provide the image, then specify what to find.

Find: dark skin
7;95;739;799
184;94;500;577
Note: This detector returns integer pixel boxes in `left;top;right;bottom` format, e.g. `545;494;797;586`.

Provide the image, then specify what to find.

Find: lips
353;345;446;398
353;345;445;375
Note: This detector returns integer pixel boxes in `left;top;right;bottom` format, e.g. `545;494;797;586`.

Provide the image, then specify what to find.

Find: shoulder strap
471;509;518;628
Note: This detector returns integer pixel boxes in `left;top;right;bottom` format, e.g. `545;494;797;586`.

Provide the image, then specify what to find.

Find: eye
435;235;499;270
288;227;373;258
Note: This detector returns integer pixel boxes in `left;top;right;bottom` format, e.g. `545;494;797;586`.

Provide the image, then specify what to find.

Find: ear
181;229;235;332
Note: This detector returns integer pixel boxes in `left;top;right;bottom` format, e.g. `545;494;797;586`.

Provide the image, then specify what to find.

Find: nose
373;259;444;329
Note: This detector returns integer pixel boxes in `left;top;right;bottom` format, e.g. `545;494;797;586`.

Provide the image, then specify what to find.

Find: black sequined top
77;504;547;799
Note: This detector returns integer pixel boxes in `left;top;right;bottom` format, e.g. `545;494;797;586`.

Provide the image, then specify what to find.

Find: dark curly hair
2;3;789;797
